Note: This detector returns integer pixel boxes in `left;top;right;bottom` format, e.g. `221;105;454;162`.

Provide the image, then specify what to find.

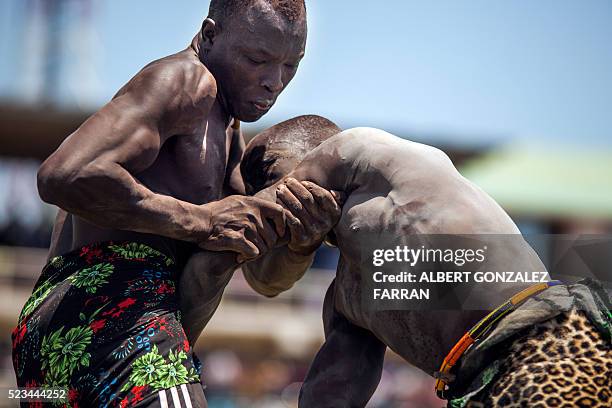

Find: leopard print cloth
465;310;611;407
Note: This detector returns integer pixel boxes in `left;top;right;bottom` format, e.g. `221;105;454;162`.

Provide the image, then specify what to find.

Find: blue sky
1;0;611;146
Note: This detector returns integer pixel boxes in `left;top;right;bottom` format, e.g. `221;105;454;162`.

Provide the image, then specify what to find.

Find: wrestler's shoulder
334;127;454;169
309;127;396;162
123;50;217;107
330;127;405;148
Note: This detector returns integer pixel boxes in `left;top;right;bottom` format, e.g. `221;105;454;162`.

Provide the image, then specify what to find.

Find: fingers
200;195;291;263
276;190;307;239
282;179;344;231
253;198;287;237
258;218;280;250
330;190;347;206
283;178;345;214
279;201;309;245
301;181;342;216
248;213;278;253
277;179;317;228
284;178;317;214
277;184;302;213
201;230;259;262
276;183;315;237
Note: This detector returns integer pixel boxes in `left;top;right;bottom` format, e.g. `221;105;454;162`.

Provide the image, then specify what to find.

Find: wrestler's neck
186;34;232;129
209;95;233;130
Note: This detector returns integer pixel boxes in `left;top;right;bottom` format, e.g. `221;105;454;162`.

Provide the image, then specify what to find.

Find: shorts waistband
51;240;175;264
35;241;177;292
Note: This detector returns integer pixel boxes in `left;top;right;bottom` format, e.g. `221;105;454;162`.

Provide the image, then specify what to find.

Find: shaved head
208;0;306;28
241;115;341;195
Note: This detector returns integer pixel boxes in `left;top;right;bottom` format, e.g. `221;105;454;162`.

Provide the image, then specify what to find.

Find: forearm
242;246;315;297
179;251;238;345
240;182;320;297
39;161;209;243
47;209;73;261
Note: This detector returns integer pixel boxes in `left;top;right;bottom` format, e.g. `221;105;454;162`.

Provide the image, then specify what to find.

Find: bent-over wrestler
225;115;610;407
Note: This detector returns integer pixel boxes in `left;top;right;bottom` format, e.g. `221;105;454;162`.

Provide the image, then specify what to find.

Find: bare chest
137;122;231;204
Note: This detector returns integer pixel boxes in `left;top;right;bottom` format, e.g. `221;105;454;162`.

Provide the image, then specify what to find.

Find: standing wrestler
9;2;343;407
229;116;609;407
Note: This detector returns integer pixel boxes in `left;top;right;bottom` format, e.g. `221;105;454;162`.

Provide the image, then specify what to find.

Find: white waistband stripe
180;384;194;408
170;386;182;408
158;389;169;408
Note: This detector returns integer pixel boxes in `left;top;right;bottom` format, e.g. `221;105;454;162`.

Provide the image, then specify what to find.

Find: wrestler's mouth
252;100;273;111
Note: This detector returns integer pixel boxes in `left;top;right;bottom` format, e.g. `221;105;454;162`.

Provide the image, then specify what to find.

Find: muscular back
285;128;542;374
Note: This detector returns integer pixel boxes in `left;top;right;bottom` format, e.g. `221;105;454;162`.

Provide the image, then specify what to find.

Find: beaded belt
434;280;563;399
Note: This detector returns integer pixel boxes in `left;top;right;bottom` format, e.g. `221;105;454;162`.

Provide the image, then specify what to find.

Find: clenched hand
276;178;345;255
200;195;287;263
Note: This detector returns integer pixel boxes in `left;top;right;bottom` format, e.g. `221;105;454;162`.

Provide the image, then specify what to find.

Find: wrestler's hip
10;241;205;405
13;302;203;406
14;240;178;329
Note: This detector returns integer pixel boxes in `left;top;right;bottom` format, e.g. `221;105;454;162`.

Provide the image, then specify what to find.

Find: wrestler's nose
261;66;284;93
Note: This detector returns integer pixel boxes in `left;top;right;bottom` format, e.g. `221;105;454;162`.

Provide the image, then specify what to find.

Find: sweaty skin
237;127;545;407
39;2;312;269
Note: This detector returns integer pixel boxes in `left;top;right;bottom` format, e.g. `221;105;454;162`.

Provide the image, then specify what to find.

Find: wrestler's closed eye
247;56;266;65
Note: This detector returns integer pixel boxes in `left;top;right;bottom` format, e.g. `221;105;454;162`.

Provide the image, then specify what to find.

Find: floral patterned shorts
12;241;207;407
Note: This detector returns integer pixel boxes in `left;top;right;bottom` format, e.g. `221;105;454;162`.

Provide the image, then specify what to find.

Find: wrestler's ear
201;18;217;50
